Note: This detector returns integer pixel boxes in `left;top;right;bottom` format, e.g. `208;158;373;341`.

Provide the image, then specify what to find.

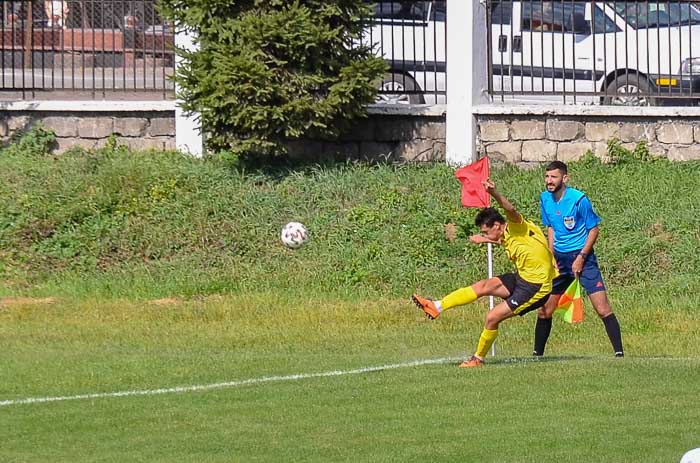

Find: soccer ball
280;222;309;249
681;448;700;463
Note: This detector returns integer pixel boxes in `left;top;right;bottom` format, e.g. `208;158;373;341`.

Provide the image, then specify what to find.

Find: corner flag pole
454;156;493;357
487;242;496;357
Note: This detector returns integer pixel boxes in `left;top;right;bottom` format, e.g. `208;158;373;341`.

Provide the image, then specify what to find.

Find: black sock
602;313;624;355
533;317;553;356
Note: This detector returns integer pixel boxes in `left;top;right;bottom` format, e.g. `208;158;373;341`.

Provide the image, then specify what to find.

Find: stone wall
475;105;700;166
0;110;176;153
259;106;700;163
3;102;700;164
0;103;446;161
285;106;446;162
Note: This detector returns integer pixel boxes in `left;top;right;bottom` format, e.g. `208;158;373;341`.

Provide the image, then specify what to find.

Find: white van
491;1;700;105
367;1;700;106
364;1;446;104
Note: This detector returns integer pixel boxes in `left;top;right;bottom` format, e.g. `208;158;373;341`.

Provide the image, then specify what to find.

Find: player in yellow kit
412;179;558;368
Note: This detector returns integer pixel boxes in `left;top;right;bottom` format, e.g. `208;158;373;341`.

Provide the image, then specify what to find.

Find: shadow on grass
488;355;593;366
210;150;436;183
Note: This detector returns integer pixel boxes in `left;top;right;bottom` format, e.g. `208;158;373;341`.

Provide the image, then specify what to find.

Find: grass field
1;136;699;461
2;292;699;462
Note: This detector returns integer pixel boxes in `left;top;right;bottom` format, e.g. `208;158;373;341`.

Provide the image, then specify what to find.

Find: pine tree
158;0;386;156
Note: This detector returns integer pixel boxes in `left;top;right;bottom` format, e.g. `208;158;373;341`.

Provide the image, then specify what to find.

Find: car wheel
603;74;656;106
375;73;425;105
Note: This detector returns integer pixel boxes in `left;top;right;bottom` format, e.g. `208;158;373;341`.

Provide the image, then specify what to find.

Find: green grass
1;134;700;461
1;136;699;300
4;359;700;462
1;294;699;462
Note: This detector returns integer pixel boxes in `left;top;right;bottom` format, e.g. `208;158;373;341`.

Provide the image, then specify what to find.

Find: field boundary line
0;356;462;407
2;356;696;408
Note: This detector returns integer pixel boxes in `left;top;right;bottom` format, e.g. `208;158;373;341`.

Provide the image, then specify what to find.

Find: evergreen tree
158;0;386;155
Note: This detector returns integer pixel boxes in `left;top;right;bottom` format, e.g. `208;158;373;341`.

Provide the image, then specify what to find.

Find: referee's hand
572;255;585;277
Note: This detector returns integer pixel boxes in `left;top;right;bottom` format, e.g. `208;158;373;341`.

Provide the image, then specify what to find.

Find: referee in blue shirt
533;161;624;357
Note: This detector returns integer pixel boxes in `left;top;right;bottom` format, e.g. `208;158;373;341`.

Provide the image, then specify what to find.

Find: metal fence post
24;3;33;69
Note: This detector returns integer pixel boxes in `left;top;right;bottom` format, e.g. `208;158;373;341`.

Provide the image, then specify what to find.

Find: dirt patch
148;297;182;306
647;222;675;243
444;223;458;243
0;297;56;307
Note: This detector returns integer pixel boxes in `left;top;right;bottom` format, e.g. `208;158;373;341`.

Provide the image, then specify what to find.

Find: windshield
609;2;700;29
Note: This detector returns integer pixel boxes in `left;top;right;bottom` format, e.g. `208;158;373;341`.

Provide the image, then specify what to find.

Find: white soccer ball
681;448;700;463
280;222;309;249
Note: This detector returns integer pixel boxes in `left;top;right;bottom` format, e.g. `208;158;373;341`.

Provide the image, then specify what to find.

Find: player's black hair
545;160;568;175
475;208;506;228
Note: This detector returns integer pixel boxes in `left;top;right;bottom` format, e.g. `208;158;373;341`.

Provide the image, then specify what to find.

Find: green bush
158;0;386;156
2;123;55;157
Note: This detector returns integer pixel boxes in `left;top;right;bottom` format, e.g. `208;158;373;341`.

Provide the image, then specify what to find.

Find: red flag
455;157;490;208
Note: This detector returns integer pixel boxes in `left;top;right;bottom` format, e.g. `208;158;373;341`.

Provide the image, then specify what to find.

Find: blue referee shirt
540;187;600;253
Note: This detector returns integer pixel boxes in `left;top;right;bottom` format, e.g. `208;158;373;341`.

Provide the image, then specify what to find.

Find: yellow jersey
502;218;558;285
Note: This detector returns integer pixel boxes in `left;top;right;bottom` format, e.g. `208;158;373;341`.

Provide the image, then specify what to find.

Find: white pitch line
2;355;697;408
0;356;462;408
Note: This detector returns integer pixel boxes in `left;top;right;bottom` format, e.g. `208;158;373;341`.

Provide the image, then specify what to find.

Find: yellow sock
440;286;478;311
475;328;498;358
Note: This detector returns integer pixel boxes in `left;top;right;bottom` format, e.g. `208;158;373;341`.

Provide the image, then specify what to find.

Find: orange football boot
411;294;440;320
458;355;484;368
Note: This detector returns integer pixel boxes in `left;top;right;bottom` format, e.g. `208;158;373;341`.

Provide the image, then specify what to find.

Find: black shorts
497;273;551;316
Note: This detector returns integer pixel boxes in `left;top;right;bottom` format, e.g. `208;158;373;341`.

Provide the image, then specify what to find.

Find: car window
430;1;446;22
522;2;586;33
373;1;430;21
610;2;700;28
491;1;513;26
593;5;620;33
520;2;619;34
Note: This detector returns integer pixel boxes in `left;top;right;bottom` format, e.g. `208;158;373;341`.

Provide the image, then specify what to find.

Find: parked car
491;1;700;106
364;1;446;104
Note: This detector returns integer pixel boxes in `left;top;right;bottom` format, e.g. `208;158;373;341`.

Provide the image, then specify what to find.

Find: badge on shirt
563;216;576;230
